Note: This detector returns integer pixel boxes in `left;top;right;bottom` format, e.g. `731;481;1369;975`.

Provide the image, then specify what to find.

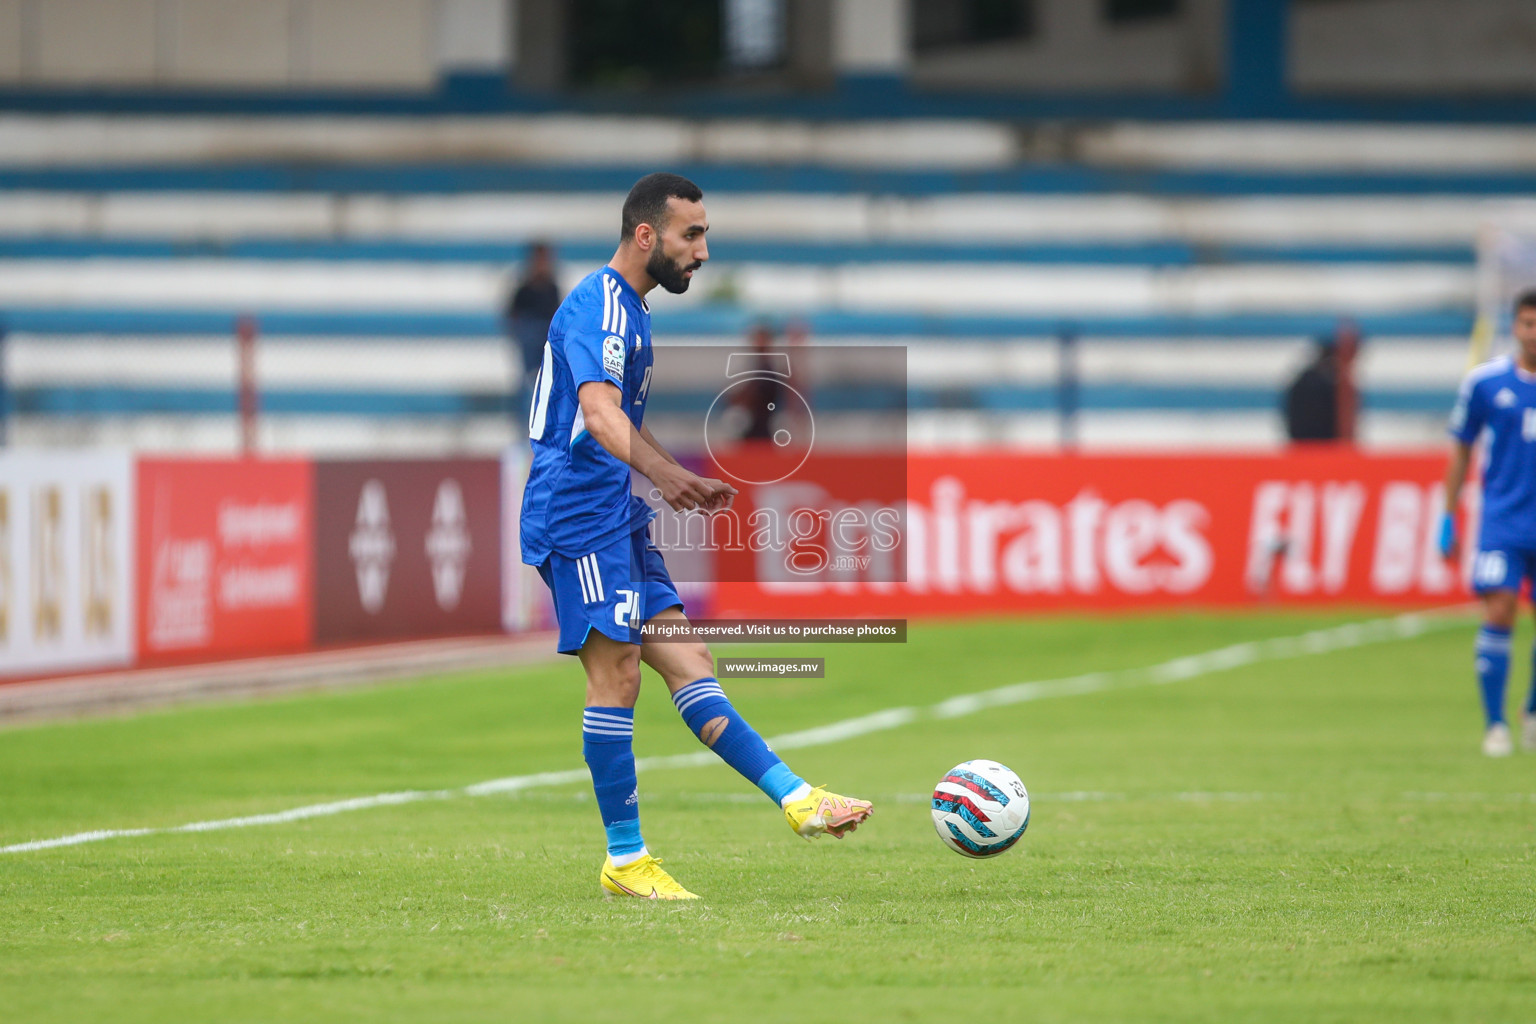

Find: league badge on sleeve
603;335;626;382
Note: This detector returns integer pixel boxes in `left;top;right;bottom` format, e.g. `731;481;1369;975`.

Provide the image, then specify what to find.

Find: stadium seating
0;114;1507;452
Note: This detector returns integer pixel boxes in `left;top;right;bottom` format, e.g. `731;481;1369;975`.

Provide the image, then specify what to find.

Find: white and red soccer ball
931;759;1031;858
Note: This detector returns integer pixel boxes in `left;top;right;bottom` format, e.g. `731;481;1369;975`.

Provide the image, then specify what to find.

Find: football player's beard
648;248;699;294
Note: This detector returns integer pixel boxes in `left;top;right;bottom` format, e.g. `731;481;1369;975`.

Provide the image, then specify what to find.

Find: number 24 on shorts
614;589;641;627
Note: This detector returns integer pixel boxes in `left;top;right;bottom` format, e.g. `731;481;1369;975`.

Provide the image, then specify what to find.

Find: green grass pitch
3;610;1534;1023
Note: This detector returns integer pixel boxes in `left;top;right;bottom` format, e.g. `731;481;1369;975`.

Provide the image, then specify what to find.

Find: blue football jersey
1449;355;1536;549
520;267;656;565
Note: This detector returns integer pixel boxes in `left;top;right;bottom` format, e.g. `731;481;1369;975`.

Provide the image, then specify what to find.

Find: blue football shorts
1470;543;1536;595
537;525;684;655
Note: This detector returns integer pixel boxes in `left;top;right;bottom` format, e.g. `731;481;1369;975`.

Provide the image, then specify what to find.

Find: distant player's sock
582;707;646;863
1475;625;1512;726
672;678;807;805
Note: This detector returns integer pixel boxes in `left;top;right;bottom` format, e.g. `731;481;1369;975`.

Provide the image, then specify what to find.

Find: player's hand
653;464;736;513
695;477;738;513
1437;511;1457;560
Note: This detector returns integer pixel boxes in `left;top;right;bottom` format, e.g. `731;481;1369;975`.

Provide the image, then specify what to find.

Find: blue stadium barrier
0;306;1475;338
0;237;1475;266
2;163;1535;196
12;386;507;417
4;79;1536;124
10;383;1456;417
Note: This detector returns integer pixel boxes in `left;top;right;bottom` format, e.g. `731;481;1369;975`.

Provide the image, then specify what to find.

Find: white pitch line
0;608;1471;855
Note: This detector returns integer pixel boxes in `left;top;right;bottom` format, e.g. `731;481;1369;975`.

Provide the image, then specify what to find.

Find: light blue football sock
1475;625;1512;726
672;678;807;806
582;707;646;861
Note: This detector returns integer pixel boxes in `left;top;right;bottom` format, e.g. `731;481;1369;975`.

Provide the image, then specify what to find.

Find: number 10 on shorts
615;589;640;627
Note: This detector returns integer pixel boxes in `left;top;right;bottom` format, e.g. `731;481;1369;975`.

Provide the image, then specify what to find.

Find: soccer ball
931;759;1031;858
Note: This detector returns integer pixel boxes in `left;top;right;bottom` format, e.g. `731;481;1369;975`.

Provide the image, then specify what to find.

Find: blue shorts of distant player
537;525;684;655
1470;542;1536;595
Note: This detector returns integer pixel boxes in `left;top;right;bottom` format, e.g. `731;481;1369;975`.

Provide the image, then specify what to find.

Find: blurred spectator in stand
1283;320;1361;443
504;241;562;430
733;321;785;440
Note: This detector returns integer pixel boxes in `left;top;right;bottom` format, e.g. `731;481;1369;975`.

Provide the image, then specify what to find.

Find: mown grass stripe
0;608;1470;856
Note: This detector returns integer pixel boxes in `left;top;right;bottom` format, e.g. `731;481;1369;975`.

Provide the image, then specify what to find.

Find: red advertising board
314;460;501;644
137;459;313;662
713;449;1468;618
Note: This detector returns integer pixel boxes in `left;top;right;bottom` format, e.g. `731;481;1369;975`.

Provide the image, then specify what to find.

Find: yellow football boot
783;786;873;839
599;854;700;900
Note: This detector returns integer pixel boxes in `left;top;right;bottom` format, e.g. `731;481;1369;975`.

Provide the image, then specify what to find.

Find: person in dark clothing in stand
505;241;563;430
1283;322;1361;442
733;321;785;441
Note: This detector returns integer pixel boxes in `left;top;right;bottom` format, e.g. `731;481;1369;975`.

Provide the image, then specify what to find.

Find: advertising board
713;450;1466;617
315;460;501;643
0;450;134;677
137;458;312;662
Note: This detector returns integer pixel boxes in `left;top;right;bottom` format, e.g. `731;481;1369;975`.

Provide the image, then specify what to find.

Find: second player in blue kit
519;173;874;899
1442;289;1536;756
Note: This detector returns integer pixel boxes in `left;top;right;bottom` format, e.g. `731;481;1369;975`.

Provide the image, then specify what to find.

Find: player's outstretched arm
638;423;682;468
578;382;736;512
1440;441;1472;559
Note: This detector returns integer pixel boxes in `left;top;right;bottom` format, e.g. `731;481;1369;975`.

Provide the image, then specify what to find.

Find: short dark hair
1515;288;1536;316
620;172;703;242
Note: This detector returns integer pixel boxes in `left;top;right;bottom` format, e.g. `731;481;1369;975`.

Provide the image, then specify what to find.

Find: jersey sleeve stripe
1464;356;1513;387
601;274;613;333
618;301;628;339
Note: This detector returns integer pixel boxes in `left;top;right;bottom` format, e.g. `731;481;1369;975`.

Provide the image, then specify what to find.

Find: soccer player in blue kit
1442;289;1536;757
520;173;873;899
